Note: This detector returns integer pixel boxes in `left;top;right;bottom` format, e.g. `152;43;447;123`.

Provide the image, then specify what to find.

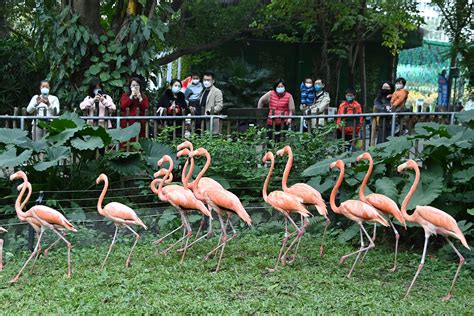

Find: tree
431;0;473;108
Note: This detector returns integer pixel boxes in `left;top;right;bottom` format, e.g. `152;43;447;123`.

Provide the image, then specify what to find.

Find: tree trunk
73;0;102;34
357;0;367;112
447;46;457;111
0;0;8;38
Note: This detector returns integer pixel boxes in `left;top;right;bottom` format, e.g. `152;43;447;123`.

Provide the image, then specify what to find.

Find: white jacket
27;95;60;116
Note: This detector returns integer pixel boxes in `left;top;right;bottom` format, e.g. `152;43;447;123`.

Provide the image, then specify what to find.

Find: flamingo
276;145;329;257
0;226;6;271
397;159;470;301
262;151;311;271
96;173;147;269
329;160;389;277
150;155;212;262
189;147;252;272
10;171;77;283
357;152;406;271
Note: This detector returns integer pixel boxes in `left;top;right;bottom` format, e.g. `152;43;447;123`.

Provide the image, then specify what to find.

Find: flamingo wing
191;177;223;190
166;187;212;218
205;188;251;225
415;205;469;249
287;183;327;216
28;205;76;232
341;200;389;226
103;202;146;229
268;191;311;217
365;193;405;226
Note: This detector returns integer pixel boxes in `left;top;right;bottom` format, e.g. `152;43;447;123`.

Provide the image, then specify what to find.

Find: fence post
390;113;396;137
209;116;214;135
450;112;455;125
299;116;304;133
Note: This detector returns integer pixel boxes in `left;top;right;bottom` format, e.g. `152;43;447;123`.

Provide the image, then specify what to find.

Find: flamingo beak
276;149;284;156
153;171;160;178
329;162;337;169
0;227;7;233
397;163;407;173
188;150;198;158
157;158;164;166
9;173;17;181
356;154;363;162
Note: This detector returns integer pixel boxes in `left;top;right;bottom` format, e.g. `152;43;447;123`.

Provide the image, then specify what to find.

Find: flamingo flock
2;144;470;301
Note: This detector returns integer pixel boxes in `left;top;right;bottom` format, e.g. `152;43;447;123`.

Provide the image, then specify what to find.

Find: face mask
305;83;313;88
314;84;322;91
381;89;391;96
203;80;212;88
346;95;354;102
40;88;49;96
94;88;101;95
171;86;181;94
192;79;200;85
395;83;403;90
276;87;285;94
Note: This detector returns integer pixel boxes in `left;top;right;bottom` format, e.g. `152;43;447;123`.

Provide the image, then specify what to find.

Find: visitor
199;71;223;134
157;79;188;115
26;80;60;140
80;78;116;128
300;77;315;111
390;77;409;112
185;72;204;114
258;79;295;142
373;81;394;143
120;77;149;138
308;78;330;127
336;88;363;151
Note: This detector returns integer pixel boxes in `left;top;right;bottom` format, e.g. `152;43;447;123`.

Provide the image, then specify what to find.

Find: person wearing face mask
120;77;149;138
158;79;188;115
309;78;331;127
390;77;409;112
258;79;295;142
184;72;204;114
80;78;116;128
27;80;60;140
373;81;394;143
199;71;223;134
336;88;363;150
300;77;315;111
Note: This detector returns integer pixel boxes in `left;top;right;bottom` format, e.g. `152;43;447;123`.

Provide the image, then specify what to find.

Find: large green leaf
107;123;141;143
105;151;144;176
23;139;49;153
307;176;334;194
374;177;398;202
452;166;474;184
71;136;104;150
34;146;71;171
47;112;86;133
47;128;80;146
398;169;444;210
0;147;32;168
302;157;335;177
139;138;175;169
455;109;474;127
77;126;112;147
0;128;29;146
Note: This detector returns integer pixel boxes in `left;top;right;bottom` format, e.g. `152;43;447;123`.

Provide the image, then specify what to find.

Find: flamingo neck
150;178;161;197
156;168;170;201
20;183;32;210
184;156;195;189
401;167;419;222
263;156;275;202
14;180;28;219
329;167;344;214
193;151;211;188
97;177;108;215
359;157;373;202
281;149;293;191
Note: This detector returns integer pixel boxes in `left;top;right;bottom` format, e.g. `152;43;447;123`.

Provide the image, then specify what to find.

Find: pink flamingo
10;171;77;283
150;155;212;262
0;226;6;271
277;145;329;257
262;151;311;271
357;152;406;271
96;173;147;269
329;160;389;277
189;147;252;272
398;160;470;300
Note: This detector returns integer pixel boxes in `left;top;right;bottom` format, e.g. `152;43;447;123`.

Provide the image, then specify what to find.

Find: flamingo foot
43;249;49;257
286;255;296;264
389;265;397;272
266;267;277;273
153;238;164;244
339;256;346;265
442;294;452;301
320;245;325;257
125;259;131;268
280;255;287;266
9;276;19;284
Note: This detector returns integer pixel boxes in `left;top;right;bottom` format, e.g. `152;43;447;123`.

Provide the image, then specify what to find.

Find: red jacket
336;100;363;135
120;93;149;137
267;91;292;126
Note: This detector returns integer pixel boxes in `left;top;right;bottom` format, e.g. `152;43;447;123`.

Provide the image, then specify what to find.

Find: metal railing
0;109;457;152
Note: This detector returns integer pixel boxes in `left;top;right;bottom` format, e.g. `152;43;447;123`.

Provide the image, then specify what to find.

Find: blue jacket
300;82;315;105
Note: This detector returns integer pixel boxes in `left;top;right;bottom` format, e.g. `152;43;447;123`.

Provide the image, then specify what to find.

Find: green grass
1;232;472;314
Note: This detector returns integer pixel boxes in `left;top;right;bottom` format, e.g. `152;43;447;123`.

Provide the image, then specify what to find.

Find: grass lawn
1;232;472;314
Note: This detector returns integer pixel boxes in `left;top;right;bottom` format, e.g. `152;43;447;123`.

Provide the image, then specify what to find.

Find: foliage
0;233;472;313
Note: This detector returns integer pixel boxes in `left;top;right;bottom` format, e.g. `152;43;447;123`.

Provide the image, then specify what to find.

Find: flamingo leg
10;228;44;284
179;212;193;264
442;237;465;301
51;228;72;278
320;217;331;257
342;223;374;277
28;239;42;274
389;219;400;272
360;223;377;263
43;232;65;256
286;215;309;264
281;215;304;266
153;223;185;244
269;216;289;272
162;211;188;255
193;216;206;241
204;213;228;260
405;234;429;299
177;216;212;252
101;225;119;270
0;239;3;272
207;212;227;271
124;224;140;267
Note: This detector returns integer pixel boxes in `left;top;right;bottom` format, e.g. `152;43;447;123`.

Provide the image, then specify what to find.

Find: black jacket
158;89;188;115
